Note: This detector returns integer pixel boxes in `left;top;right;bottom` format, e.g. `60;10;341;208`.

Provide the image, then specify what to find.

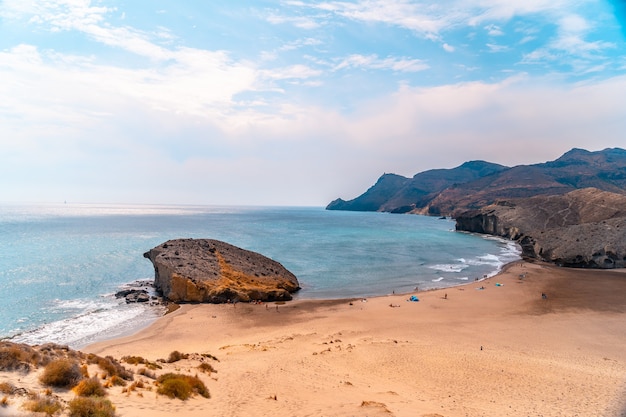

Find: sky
1;1;625;206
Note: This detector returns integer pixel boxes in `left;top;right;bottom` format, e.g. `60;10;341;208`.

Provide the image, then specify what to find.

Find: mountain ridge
327;147;626;216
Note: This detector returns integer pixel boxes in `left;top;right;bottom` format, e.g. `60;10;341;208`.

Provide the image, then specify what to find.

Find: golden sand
3;261;625;416
80;261;626;416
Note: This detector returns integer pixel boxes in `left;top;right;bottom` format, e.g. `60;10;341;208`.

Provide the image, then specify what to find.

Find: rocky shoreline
455;188;626;268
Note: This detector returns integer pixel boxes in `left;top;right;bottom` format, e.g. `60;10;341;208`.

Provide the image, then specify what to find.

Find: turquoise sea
0;203;520;348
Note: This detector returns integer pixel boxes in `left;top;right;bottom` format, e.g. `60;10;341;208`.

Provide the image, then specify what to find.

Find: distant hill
327;148;626;216
327;160;508;214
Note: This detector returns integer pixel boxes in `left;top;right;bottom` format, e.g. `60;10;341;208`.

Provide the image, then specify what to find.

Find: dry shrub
67;397;115;417
1;396;9;407
23;394;63;415
166;350;189;363
73;377;106;397
109;375;127;387
90;356;132;381
121;355;161;370
156;373;210;400
197;363;216;374
201;353;219;362
0;342;40;371
137;367;156;379
40;359;83;388
120;355;145;365
0;382;14;394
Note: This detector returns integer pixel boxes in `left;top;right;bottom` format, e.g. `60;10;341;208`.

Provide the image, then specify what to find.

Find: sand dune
79;261;626;417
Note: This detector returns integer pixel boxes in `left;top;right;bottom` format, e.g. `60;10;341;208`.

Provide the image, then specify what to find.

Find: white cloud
484;24;504;36
333;54;428;72
486;43;509;52
443;43;455;52
521;13;616;72
266;13;320;29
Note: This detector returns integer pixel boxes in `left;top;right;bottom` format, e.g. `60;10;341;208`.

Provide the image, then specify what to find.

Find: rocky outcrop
455;188;626;268
143;239;300;303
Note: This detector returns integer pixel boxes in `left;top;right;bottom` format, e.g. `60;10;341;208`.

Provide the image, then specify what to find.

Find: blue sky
1;1;625;206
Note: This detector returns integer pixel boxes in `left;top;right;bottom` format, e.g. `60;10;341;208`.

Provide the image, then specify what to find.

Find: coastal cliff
328;147;626;269
144;239;300;303
455;188;626;268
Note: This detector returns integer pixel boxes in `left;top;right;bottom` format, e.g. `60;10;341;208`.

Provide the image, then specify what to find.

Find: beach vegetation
121;355;161;370
89;356;132;381
0;382;14;394
73;377;107;397
0;342;40;371
122;380;145;395
39;359;83;388
137;367;156;379
201;353;219;362
108;375;127;387
120;355;144;365
67;397;115;417
165;350;189;363
156;373;210;400
23;394;63;415
197;362;216;374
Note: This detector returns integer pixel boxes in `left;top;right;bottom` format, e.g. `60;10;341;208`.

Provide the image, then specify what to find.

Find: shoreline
83;260;626;416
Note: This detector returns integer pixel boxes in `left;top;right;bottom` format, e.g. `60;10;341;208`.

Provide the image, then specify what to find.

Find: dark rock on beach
143;239;300;303
115;289;151;303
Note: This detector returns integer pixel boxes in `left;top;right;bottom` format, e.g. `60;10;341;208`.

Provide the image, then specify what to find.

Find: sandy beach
73;261;626;416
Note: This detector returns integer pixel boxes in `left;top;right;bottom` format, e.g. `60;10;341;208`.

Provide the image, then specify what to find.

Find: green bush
73;377;107;397
156;373;210;400
40;359;83;388
68;397;115;417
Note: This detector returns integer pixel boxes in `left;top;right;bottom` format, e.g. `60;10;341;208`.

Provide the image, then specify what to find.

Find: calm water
0;203;520;348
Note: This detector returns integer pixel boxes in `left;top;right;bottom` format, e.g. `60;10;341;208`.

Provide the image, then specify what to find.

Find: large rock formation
455;188;626;268
144;239;300;303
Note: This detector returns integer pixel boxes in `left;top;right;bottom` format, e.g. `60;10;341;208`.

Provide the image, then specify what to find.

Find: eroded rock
455;188;626;268
143;239;300;303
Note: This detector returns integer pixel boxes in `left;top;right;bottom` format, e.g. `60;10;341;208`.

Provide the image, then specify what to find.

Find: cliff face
455;188;626;268
144;239;300;303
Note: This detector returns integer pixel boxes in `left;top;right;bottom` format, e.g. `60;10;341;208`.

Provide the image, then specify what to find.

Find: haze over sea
0;203;520;348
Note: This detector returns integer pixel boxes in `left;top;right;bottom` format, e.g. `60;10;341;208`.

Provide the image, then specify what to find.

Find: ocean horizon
0;203;520;348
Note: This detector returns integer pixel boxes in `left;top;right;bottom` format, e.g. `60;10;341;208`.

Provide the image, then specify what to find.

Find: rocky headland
143;239;300;303
455;188;626;268
327;147;626;269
